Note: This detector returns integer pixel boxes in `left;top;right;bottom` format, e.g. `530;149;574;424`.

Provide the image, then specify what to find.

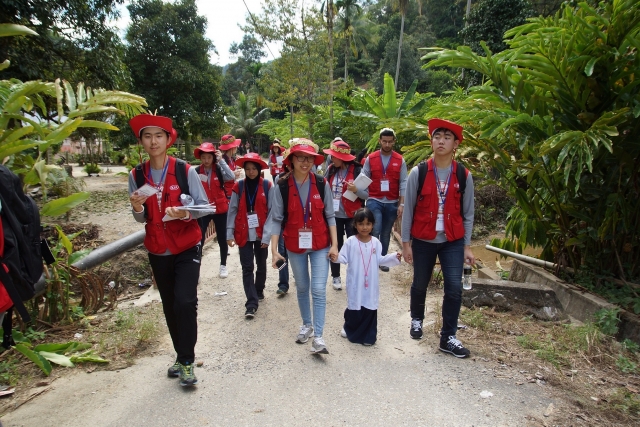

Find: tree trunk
326;1;335;137
345;38;349;81
394;14;405;91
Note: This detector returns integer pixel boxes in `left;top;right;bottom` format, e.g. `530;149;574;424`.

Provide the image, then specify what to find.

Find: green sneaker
167;360;180;378
179;362;198;387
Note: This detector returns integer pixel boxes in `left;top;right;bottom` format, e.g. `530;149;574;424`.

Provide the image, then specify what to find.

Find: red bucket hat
129;114;178;147
236;152;268;170
219;134;241;151
322;137;355;162
284;138;324;166
428;118;464;142
193;142;216;159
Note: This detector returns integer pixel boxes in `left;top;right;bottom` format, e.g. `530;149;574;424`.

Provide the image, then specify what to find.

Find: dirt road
2;238;555;427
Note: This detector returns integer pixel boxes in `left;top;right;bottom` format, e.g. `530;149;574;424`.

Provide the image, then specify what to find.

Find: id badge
436;213;445;231
199;173;208;182
333;198;340;212
298;228;313;249
380;180;390;192
247;213;259;229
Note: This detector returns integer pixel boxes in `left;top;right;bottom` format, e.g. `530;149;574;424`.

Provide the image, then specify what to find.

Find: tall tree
226;91;269;152
322;0;337;135
0;0;130;89
336;0;369;80
389;0;410;90
125;0;225;139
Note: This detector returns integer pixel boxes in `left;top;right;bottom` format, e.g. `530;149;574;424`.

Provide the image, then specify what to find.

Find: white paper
162;214;180;222
298;230;312;249
134;184;158;197
247;213;259;228
380;179;390;192
343;174;372;202
276;156;283;165
333;199;340;212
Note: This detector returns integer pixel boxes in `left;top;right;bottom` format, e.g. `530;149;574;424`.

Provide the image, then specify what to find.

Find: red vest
410;159;465;242
283;173;330;254
368;150;403;200
232;178;271;247
269;153;283;176
329;164;362;218
136;157;202;254
222;155;236;198
195;165;229;214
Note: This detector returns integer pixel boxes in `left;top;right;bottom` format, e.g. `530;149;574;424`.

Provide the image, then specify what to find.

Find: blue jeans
288;246;330;337
277;230;289;290
410;238;464;338
366;199;398;255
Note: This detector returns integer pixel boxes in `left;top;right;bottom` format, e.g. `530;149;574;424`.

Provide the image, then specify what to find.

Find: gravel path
2;235;554;427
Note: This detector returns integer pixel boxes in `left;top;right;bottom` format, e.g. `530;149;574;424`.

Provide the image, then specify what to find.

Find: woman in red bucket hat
128;113;210;387
226;153;272;318
268;139;285;181
193;142;236;278
219;134;242;198
322;138;368;290
263;138;338;355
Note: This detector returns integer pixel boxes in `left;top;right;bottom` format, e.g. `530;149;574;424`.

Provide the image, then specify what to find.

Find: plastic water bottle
462;263;472;290
180;194;194;206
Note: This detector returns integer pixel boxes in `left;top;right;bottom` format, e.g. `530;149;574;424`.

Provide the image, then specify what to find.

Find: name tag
247;213;259;229
380;180;390;192
298;228;313;249
199;174;208;182
333;198;340;212
436;213;444;231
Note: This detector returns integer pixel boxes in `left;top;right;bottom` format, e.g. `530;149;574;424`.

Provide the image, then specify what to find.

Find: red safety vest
283;173;330;254
368;150;403;200
195;165;229;214
411;159;465;242
222;155;236;198
232;178;271;247
269;153;283;176
329;164;362;218
136;157;202;254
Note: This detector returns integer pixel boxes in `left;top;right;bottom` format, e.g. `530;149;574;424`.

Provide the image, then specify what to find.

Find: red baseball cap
428;118;464;142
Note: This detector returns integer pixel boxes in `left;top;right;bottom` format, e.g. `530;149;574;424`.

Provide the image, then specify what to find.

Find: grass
456;306;640;425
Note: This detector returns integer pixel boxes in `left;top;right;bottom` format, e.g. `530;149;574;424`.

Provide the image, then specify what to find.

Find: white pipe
484;245;556;269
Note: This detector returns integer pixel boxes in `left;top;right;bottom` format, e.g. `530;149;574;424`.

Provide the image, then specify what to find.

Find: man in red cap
128;114;210;386
361;128;408;271
401;118;476;358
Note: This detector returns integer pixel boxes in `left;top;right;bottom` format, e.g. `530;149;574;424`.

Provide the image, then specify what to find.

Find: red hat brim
284;146;324;166
236;154;268;170
428;118;463;142
194;142;216;159
322;148;355;162
129;114;178;147
219;140;241;151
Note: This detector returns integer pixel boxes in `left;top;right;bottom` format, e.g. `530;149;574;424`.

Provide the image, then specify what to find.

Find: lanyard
357;237;374;289
380;154;391;176
434;164;452;206
332;167;347;198
145;157;169;213
246;180;260;212
293;174;311;226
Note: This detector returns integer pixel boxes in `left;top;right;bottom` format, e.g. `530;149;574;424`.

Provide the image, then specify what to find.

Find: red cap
193;142;216;159
428;118;463;142
129;114;178;147
219;134;241;151
236;152;268;170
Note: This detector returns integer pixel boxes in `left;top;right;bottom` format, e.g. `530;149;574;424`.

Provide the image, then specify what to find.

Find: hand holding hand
227;239;236;247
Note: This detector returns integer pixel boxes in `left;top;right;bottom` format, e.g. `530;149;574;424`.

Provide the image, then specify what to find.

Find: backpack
134;159;190;217
0;165;45;323
279;173;326;225
416;160;468;219
237;179;271;206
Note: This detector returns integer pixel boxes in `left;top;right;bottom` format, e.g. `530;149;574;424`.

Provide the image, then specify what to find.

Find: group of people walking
127;113;475;388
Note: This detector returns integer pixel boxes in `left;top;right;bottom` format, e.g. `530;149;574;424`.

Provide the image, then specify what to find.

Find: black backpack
134;159;190;217
416;160;468;219
279;173;326;225
0;165;45;323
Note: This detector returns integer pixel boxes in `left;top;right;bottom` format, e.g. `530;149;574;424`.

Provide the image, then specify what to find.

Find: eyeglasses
294;155;314;163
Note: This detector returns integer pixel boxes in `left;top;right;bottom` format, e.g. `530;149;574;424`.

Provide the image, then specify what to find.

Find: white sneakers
219;265;228;278
296;324;314;343
332;277;342;290
311;337;329;354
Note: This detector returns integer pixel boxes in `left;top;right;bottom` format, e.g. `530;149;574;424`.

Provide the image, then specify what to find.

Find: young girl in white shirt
338;207;401;345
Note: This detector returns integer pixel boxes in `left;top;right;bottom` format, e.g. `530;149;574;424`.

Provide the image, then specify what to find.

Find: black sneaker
379;265;390;272
410;318;423;339
167;359;180;378
245;307;257;318
179;362;198;386
439;335;471;358
276;286;288;296
257;292;265;301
